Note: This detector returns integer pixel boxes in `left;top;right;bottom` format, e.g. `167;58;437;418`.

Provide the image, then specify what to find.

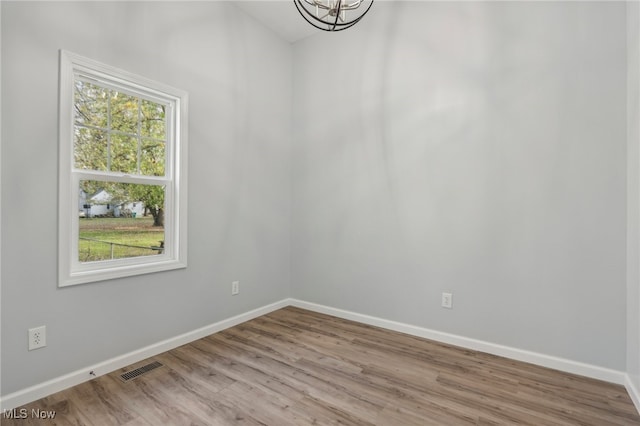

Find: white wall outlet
441;292;453;309
28;326;47;350
232;281;240;296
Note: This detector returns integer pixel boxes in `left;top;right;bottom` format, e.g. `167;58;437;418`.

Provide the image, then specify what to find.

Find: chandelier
294;0;374;32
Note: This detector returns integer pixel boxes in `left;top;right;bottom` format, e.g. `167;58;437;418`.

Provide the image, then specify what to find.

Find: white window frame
58;50;188;287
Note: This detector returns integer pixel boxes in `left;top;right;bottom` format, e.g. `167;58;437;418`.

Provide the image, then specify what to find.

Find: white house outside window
59;50;188;287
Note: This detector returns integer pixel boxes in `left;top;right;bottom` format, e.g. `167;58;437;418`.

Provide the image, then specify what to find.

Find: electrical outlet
28;326;47;350
232;281;240;296
441;292;453;309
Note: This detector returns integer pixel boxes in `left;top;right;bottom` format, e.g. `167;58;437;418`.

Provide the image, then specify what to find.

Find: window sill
59;258;187;287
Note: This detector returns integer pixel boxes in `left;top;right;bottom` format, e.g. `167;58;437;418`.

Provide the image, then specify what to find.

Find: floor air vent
120;361;163;382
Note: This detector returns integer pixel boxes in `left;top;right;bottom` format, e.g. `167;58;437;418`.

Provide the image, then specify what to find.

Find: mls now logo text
3;408;57;419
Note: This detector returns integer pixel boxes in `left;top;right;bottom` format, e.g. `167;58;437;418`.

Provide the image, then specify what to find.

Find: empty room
1;0;640;424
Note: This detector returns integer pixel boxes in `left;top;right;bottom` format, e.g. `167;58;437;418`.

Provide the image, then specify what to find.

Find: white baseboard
1;297;634;414
0;299;290;411
626;374;640;415
289;299;628;386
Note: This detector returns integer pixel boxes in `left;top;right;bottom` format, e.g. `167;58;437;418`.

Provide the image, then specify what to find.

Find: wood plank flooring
3;307;639;425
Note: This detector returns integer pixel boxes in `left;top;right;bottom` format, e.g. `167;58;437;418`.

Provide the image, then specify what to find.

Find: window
59;50;188;287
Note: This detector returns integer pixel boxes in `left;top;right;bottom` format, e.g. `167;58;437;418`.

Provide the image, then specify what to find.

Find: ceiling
234;1;321;43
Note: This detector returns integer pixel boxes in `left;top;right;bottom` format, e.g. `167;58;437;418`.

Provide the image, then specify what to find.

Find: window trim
59;50;188;287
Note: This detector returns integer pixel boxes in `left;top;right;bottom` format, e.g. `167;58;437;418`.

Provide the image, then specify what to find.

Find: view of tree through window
74;80;167;262
59;51;187;286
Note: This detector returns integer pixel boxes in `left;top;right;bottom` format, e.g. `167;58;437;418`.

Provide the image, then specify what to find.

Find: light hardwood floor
3;307;640;425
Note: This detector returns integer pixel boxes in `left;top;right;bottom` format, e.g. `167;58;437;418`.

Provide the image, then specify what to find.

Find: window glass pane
74;127;107;171
79;180;165;263
74;81;108;128
141;139;165;176
111;134;138;173
141;100;166;140
110;91;138;134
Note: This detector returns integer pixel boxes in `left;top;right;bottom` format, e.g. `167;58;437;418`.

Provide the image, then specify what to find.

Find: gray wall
1;0;635;399
628;0;640;394
291;2;628;370
1;2;292;395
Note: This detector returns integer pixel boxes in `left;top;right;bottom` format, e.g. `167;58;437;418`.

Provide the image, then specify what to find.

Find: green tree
74;80;167;227
129;184;165;227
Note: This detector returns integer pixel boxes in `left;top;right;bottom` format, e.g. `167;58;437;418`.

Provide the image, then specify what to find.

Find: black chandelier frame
293;0;374;32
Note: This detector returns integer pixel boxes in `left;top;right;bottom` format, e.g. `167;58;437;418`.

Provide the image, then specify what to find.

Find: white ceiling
234;1;321;43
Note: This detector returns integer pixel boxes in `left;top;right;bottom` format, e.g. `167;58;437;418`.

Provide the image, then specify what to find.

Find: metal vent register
120;361;163;382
